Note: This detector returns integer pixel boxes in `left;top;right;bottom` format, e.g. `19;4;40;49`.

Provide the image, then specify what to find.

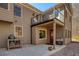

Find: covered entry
32;19;64;49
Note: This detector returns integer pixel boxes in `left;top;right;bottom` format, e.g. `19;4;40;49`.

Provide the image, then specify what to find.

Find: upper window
0;3;8;9
14;5;21;17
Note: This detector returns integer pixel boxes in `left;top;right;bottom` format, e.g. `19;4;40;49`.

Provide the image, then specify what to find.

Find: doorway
49;29;53;45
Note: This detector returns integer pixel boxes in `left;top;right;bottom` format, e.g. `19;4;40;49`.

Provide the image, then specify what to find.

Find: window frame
14;4;21;17
38;29;47;40
14;25;23;37
39;30;46;39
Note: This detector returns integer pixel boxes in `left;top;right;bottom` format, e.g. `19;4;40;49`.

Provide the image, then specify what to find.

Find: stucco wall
72;3;79;42
0;4;14;22
64;5;72;44
13;4;33;45
0;21;12;48
0;3;39;48
56;26;64;41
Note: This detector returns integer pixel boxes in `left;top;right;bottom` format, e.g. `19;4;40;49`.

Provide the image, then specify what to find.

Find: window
39;30;46;39
0;3;8;9
14;5;21;17
14;25;23;37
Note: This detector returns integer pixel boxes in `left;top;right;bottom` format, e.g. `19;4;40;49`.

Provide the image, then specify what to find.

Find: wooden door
50;29;53;45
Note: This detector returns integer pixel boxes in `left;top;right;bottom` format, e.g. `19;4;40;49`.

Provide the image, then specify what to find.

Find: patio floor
0;44;65;56
51;43;79;56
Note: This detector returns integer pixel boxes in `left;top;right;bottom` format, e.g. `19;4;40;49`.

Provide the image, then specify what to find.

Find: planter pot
56;41;63;45
48;46;53;51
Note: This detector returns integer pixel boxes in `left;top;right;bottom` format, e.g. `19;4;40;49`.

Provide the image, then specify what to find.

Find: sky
30;3;58;11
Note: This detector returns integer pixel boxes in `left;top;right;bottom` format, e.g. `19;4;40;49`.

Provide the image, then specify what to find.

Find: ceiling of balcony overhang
29;3;58;12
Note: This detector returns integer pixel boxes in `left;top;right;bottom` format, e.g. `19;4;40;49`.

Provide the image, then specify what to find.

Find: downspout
31;18;32;44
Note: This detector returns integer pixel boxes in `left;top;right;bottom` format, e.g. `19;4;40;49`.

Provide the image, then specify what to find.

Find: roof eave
18;3;43;14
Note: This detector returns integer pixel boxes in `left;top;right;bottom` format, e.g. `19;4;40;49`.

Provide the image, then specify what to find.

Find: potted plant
48;46;53;51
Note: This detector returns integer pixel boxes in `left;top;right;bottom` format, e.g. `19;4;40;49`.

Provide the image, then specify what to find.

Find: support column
53;22;56;49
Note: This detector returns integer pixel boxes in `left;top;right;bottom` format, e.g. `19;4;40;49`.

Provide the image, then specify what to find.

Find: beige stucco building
0;3;72;48
71;3;79;42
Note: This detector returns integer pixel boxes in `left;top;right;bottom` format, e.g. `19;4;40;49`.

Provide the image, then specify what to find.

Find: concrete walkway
0;45;65;56
52;43;79;56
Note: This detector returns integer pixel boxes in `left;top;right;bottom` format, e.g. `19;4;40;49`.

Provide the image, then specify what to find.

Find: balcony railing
31;9;64;25
56;10;64;22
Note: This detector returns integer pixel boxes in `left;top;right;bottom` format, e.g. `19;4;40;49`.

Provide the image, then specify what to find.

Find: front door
50;29;53;45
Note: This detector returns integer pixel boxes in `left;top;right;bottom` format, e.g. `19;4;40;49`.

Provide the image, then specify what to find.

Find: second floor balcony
31;9;64;26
